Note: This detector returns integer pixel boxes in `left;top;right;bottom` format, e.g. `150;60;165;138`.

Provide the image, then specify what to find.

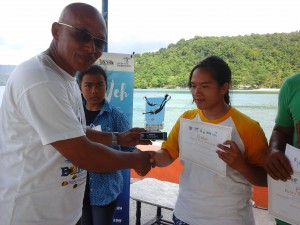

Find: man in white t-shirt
0;3;151;225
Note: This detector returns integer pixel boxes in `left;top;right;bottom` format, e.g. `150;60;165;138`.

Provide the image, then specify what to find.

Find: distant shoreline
232;88;280;93
135;87;280;93
1;85;280;91
0;85;280;95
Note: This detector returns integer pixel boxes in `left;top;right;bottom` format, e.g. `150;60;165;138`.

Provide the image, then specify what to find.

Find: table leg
136;201;141;225
156;206;161;217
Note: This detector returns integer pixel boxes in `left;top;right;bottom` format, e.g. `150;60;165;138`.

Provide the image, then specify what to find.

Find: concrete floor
129;177;276;225
129;198;276;225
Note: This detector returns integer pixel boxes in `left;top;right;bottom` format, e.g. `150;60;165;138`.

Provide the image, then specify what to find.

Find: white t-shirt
0;54;87;225
162;109;267;225
174;114;255;225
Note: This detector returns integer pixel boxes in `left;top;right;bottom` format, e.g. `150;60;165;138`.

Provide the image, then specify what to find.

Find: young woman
151;56;268;225
77;65;133;225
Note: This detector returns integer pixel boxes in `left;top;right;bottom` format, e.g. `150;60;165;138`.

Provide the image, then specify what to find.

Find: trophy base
140;131;167;140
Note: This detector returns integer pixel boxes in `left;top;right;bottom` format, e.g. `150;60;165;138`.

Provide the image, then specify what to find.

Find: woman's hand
216;140;246;171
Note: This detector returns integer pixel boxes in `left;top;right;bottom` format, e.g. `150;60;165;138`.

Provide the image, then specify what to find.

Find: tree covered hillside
1;32;300;89
134;31;300;88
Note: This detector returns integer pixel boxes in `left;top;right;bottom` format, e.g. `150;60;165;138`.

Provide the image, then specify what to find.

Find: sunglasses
58;22;107;51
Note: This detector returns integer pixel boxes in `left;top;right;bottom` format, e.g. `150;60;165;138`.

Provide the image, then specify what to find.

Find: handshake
131;148;157;176
117;127;172;177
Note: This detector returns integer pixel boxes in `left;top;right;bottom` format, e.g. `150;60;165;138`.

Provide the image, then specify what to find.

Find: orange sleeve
243;121;268;166
161;116;181;159
161;109;199;159
233;110;268;166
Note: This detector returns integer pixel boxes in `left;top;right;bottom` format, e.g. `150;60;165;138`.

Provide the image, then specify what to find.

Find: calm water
0;86;278;139
133;88;278;140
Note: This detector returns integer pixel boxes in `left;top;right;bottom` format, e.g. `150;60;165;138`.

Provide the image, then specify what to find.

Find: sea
0;86;278;140
132;88;279;140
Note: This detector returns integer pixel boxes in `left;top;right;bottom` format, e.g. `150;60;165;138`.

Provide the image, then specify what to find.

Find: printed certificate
268;144;300;225
179;118;232;177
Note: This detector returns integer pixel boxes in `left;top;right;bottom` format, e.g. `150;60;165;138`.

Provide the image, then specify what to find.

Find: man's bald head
58;2;107;34
47;2;107;75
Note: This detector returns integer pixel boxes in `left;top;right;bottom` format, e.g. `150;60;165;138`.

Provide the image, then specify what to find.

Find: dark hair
188;55;231;104
77;64;107;87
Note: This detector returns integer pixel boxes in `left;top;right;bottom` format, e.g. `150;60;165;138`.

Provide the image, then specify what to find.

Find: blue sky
0;0;299;65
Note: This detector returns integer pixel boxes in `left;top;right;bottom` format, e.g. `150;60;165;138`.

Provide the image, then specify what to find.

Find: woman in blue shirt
77;65;133;225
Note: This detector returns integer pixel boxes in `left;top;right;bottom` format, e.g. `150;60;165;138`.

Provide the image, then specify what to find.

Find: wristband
111;132;119;146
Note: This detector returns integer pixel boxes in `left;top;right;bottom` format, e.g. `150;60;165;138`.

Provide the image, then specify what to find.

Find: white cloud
0;0;299;64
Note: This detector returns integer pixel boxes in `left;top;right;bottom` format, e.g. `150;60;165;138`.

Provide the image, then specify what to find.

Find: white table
130;178;179;225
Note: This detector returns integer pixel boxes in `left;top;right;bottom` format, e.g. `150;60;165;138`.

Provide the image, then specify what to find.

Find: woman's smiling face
190;67;228;111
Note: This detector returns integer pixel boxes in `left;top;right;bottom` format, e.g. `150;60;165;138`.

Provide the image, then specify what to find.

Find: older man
0;3;151;225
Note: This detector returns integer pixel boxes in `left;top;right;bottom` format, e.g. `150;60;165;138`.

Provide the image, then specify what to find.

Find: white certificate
179;118;232;177
268;144;300;225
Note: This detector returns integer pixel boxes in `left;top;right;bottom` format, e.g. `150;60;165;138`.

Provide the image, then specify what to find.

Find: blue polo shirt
85;99;133;206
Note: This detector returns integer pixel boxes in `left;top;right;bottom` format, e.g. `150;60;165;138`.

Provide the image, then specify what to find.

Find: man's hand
149;149;174;168
149;151;157;168
264;150;293;181
118;127;152;147
266;124;294;181
132;148;152;176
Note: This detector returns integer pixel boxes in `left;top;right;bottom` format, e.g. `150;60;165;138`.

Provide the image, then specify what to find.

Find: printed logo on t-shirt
60;159;86;188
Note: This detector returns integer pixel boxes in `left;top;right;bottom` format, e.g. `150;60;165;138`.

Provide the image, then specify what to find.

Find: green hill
134;31;300;89
1;32;300;88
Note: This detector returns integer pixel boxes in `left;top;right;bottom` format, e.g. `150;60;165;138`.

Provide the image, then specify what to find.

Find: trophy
140;94;171;141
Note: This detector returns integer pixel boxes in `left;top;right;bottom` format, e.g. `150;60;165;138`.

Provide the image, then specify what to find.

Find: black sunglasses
58;22;107;51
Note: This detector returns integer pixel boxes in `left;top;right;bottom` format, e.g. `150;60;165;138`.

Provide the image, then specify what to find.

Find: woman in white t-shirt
150;56;268;225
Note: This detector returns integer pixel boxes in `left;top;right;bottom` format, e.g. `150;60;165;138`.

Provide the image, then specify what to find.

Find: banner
95;52;134;225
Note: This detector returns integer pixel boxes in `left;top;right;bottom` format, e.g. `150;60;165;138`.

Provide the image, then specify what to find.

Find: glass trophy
140;94;171;140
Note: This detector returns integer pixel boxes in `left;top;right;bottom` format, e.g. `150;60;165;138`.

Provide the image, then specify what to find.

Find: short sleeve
275;79;293;127
243;121;268;166
18;82;85;145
